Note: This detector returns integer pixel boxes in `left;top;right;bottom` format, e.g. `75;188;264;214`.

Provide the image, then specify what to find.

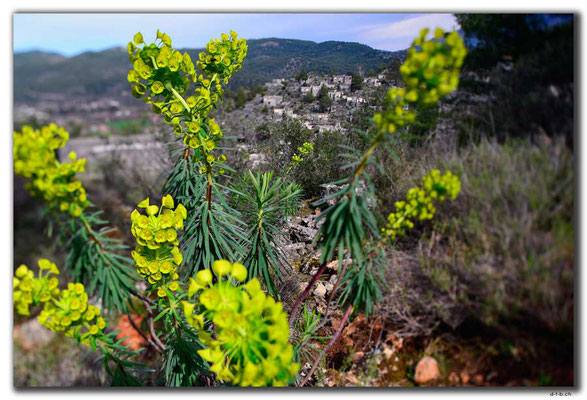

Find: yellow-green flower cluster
13;260;60;316
196;31;248;85
39;283;107;345
382;170;461;240
373;87;415;134
13;124;89;217
374;28;466;134
183;260;299;386
181;117;223;148
130;195;186;294
127;30;246;175
13;260;107;347
127;30;194;105
184;117;228;177
401;28;466;105
291;142;314;167
422;169;461;201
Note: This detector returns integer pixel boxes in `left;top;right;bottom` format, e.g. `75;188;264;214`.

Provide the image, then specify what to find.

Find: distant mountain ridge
14;37;405;103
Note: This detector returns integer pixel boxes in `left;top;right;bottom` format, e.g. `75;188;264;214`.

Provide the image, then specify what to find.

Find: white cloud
358;14;460;51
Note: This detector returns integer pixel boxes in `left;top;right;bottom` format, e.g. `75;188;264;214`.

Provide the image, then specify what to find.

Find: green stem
349;128;385;187
207;73;218;91
80;214;105;253
283;164;294;179
166;84;191;114
257;209;264;231
300;304;353;386
149;56;159;70
205;172;213;212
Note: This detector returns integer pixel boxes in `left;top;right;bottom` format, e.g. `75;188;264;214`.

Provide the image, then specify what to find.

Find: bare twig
80;215;106;253
300;304;353;387
138;297;167;353
321;263;348;322
129;289;157;307
289;262;327;326
126;312;162;353
146;313;167;352
317;239;385;330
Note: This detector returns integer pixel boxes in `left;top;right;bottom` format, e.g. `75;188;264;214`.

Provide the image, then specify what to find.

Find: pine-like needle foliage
100;332;151;386
231;171;302;296
162;144;206;201
161;142;246;279
64;211;138;314
180;191;246;278
314;174;379;266
337;245;386;316
163;326;209;387
292;305;324;366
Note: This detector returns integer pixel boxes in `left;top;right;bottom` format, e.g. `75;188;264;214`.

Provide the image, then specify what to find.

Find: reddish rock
414;356;440;384
116;314;146;351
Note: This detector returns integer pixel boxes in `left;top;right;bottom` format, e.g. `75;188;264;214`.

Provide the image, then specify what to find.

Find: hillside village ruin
257;72;397;133
15;70;401;140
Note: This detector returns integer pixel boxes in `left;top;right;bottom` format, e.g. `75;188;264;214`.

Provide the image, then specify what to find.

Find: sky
13;13;459;56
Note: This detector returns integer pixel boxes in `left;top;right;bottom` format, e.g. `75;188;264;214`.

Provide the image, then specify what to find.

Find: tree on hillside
382;58;405;86
296;68;309;81
351;72;363;92
247;84;265;101
303;91;315;104
317;85;332;112
235;87;247;109
454;13;574;144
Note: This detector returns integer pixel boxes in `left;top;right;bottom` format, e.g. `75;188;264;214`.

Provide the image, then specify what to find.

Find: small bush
258;118;353;198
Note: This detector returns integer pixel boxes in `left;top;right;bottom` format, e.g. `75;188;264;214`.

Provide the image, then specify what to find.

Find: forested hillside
14;38;403;102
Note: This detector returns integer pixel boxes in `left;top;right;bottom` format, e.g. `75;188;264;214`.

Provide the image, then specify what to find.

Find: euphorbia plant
129;30;249;278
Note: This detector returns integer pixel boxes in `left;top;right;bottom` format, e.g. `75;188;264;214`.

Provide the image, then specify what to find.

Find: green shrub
258;118;352;198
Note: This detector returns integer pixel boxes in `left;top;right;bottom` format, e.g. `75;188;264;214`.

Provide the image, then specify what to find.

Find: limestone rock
314;282;327;297
283;242;306;264
324;282;334;292
326;260;339;271
287;222;317;243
